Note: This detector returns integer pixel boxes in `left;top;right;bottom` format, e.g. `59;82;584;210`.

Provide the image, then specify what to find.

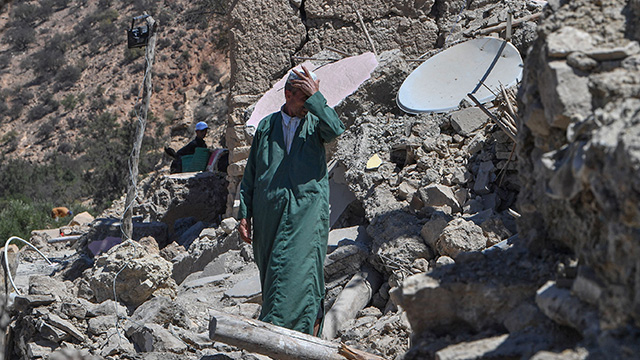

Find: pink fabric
247;52;379;128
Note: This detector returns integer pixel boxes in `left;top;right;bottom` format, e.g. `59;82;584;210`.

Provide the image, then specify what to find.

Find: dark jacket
170;137;207;173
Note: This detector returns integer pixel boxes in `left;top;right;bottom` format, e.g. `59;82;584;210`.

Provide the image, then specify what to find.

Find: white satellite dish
397;37;523;114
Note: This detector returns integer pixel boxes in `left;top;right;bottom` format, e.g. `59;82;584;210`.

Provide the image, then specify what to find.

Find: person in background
238;66;345;336
166;121;209;173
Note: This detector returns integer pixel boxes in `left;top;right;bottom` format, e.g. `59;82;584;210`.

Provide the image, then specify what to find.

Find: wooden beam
208;310;387;360
123;16;157;240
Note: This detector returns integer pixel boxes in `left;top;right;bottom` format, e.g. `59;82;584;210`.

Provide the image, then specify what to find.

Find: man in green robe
238;66;345;335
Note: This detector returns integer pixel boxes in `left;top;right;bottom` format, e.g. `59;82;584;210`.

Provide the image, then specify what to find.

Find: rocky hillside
0;0;230;207
3;0;640;360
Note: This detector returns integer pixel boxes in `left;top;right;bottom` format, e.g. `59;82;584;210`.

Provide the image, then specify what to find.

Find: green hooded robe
238;91;345;334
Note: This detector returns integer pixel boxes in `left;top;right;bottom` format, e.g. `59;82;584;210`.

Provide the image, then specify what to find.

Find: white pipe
4;236;54;295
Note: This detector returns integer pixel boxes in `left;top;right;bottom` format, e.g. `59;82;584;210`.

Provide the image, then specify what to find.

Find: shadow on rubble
376;208;587;360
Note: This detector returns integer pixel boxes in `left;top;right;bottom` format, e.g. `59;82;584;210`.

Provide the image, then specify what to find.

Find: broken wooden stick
467;93;516;142
292;56;340;62
355;9;377;56
208;310;387;360
476;12;542;36
325;46;351;57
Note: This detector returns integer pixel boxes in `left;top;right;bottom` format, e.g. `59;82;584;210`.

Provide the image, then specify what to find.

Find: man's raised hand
291;66;320;97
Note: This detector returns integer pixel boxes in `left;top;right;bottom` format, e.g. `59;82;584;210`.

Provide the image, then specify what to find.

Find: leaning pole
122;15;157;240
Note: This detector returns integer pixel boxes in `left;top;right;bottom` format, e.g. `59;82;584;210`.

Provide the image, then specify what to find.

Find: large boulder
84;240;177;307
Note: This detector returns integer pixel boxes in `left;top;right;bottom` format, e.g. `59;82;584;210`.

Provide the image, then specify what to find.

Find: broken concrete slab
449;107;489;137
436;218;487;258
538;60;592;129
535;281;599;338
324;241;369;280
68;211;95;227
220;218;238;234
418;184;461;213
435;334;509;360
224;275;261;298
182;274;231;290
128;296;192;331
99;328;136;357
37;318;69;343
88;315;117;336
172;232;242;285
328;225;370;248
129;323;188;353
473;161;496;195
46;312;85;342
12;295;56;311
547;26;594;58
60;302;87;319
420;215;450;250
81;298;127;318
28;275;74;302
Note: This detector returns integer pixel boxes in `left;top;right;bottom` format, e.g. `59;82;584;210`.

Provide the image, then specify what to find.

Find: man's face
195;129;208;139
285;88;309;118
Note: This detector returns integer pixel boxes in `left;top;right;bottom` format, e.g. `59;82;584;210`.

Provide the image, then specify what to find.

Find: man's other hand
239;218;252;244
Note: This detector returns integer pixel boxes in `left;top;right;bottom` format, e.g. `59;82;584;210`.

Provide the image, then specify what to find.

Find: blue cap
195;121;208;131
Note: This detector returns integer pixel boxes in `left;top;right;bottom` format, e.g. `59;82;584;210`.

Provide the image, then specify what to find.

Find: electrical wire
4;236;55;296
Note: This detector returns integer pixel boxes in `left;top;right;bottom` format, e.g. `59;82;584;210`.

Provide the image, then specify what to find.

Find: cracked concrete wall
517;0;640;329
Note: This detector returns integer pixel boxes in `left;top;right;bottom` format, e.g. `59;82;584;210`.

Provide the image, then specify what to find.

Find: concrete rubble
3;0;640;359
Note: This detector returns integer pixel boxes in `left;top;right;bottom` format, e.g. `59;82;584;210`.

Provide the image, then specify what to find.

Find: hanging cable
4;236;55;296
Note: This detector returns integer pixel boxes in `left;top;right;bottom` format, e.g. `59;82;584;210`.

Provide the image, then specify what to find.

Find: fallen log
322;266;383;340
208;310;387;360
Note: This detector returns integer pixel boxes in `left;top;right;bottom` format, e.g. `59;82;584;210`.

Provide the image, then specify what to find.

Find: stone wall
517;0;640;329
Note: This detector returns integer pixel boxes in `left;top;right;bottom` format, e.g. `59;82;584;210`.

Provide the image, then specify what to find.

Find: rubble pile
3;0;640;359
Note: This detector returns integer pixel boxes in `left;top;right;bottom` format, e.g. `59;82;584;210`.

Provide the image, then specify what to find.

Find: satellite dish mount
127;14;152;49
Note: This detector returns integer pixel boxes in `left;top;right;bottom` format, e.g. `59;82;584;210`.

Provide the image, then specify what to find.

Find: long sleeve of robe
238;91;345;334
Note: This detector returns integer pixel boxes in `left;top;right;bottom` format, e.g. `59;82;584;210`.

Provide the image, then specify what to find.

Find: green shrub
27;93;59;122
34;2;54;22
9;88;33;119
1;130;19;152
61;94;78;111
0;198;55;247
0;53;11;70
36;117;59;141
54;64;82;90
0;98;7;119
29;47;66;77
3;22;36;50
12;3;38;23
